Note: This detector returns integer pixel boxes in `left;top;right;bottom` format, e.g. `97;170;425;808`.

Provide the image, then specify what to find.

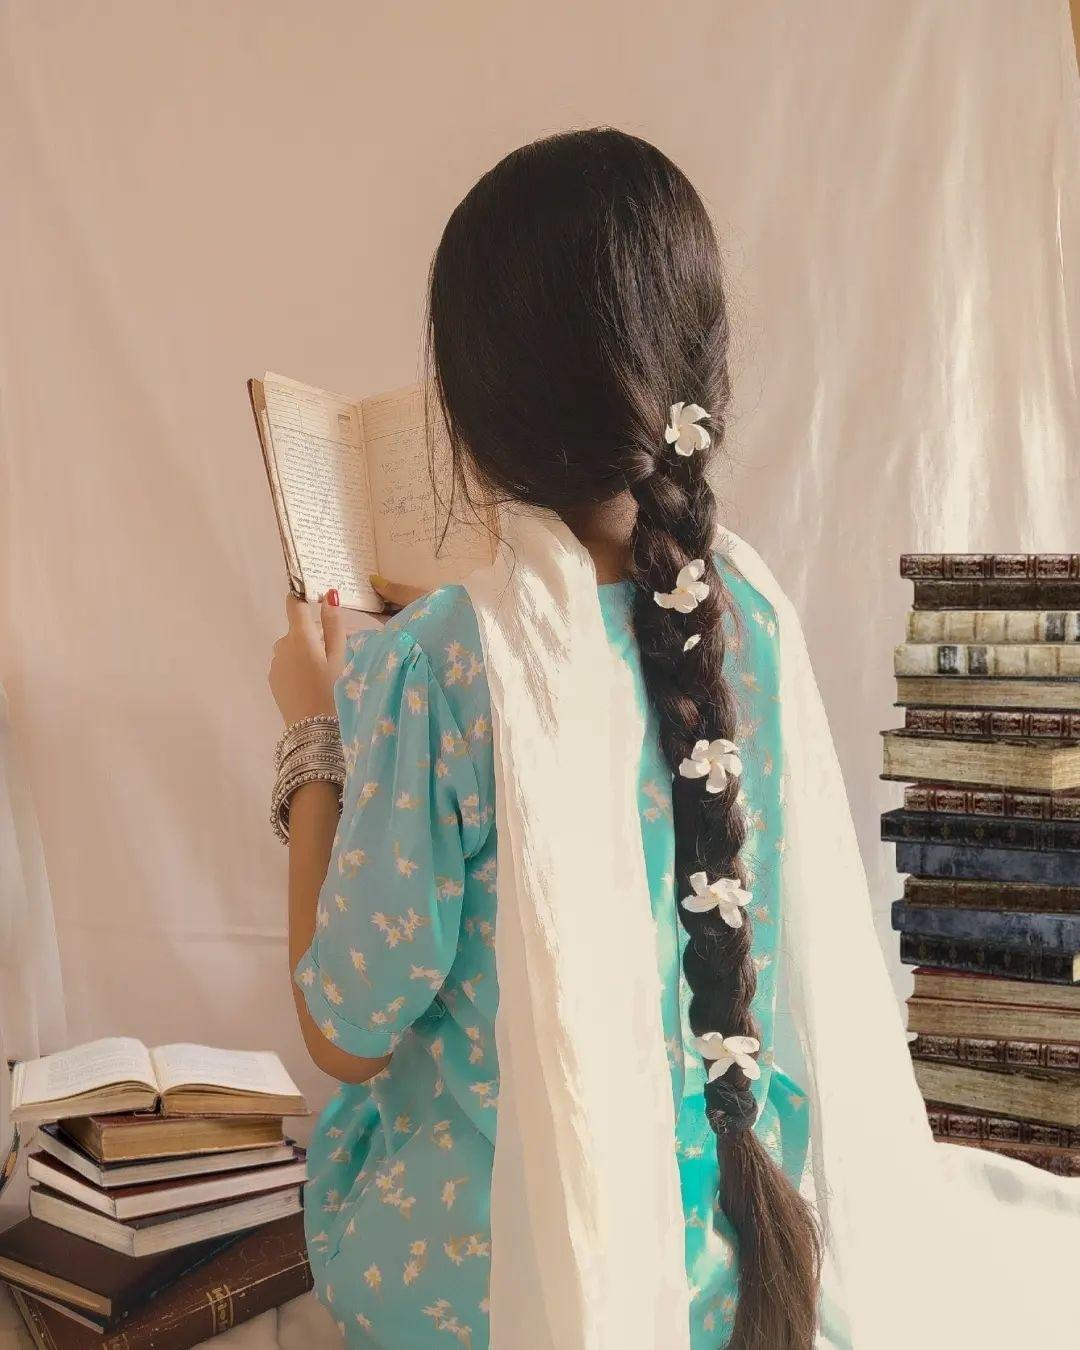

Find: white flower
683;633;701;652
681;872;752;928
678;738;743;792
692;1032;761;1082
665;401;711;457
654;560;710;614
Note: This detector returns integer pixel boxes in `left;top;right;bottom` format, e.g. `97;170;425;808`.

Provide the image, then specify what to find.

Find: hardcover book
911;1059;1080;1128
910;966;1080;1009
27;1148;307;1220
29;1180;303;1257
34;1122;297;1188
891;899;1080;953
909;1033;1080;1072
902;706;1080;741
906;609;1080;643
906;993;1080;1043
899;934;1079;984
895;675;1080;710
883;807;1080;854
925;1101;1080;1148
902;784;1080;822
11;1039;306;1124
894;840;1080;887
895;640;1080;677
881;731;1080;792
903;875;1080;912
0;1220;230;1327
912;580;1080;610
900;554;1080;581
250;373;497;613
9;1213;312;1349
61;1113;285;1165
931;1135;1080;1177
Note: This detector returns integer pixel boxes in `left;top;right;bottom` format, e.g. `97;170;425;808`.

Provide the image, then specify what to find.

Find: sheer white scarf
464;513;1080;1350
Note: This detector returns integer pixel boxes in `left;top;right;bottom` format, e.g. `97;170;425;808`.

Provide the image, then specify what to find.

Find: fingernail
327;588;340;607
370;574;385;587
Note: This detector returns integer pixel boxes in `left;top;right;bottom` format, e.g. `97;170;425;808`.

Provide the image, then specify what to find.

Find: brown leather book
0;1220;230;1325
62;1113;285;1164
10;1214;312;1349
933;1134;1080;1178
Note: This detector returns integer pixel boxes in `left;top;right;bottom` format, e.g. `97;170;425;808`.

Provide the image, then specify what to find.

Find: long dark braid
426;126;821;1348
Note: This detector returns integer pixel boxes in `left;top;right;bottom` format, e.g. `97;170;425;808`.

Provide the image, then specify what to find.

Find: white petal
692;1031;725;1057
706;1054;736;1081
653;591;676;608
682;893;718;913
725;1036;760;1055
710;739;738;756
695;426;712;452
688;580;711;603
681;403;708;424
668;400;685;426
737;1056;762;1081
717;905;743;928
674;438;696;457
689;871;709;895
683;634;700;652
691;740;710;757
664;424;680;445
679;757;710;780
686;559;707;581
673;593;698;614
705;766;728;792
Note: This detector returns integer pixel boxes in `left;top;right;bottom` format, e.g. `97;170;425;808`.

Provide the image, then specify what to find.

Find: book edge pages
248;377;307;599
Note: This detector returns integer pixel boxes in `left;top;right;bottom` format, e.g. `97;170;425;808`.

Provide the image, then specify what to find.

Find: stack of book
882;553;1080;1178
0;1037;312;1346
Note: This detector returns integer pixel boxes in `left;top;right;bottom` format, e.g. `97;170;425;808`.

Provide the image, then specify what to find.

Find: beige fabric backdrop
1;0;1078;1129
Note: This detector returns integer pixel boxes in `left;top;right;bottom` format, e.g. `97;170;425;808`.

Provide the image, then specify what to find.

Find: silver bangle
272;716;345;844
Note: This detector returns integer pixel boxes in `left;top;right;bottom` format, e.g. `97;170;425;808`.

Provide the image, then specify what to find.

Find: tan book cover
249;373;498;612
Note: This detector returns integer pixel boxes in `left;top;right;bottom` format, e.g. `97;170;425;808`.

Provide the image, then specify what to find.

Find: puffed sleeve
293;625;486;1057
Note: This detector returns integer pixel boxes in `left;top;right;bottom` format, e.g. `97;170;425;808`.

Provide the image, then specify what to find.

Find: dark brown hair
425;127;821;1349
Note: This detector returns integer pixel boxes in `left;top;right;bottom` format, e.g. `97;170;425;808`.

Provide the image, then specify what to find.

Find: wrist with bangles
271;713;345;844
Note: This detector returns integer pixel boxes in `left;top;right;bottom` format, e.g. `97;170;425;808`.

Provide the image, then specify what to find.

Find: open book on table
249;372;499;613
10;1038;307;1123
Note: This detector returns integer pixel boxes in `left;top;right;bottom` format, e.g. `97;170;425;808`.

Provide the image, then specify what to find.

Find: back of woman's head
426;127;821;1350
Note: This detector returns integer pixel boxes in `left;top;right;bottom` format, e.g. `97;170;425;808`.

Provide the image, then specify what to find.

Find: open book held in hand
249;372;499;612
11;1038;308;1123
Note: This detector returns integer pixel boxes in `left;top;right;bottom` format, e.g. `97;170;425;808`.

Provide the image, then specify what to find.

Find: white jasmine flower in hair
683;634;701;652
692;1032;761;1082
665;401;711;457
678;738;743;793
654;560;710;614
681;872;752;928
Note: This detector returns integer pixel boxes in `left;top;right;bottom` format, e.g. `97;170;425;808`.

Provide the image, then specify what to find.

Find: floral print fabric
296;560;810;1348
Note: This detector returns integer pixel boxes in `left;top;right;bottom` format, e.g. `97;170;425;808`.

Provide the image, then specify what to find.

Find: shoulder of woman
344;584;484;682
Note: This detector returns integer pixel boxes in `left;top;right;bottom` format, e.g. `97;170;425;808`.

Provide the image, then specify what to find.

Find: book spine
898;933;1077;983
912;580;1080;610
894;841;1080;887
892;901;1080;952
906;610;1080;643
912;1033;1080;1072
882;808;1080;853
932;1136;1080;1177
902;784;1080;821
901;554;1080;581
903;874;1080;911
924;1102;1080;1148
102;1256;313;1350
894;642;1080;677
902;707;1080;740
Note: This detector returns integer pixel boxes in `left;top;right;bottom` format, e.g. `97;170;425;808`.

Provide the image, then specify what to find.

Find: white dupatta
464;514;1080;1350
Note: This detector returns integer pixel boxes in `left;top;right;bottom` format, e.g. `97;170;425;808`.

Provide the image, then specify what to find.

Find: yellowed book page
151;1043;303;1100
13;1037;157;1112
360;383;496;592
258;373;381;612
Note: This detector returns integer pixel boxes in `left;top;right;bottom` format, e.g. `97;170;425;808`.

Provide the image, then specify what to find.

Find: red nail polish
327;588;340;607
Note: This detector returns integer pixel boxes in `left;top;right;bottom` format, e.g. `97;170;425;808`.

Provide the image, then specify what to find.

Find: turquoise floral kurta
295;558;810;1349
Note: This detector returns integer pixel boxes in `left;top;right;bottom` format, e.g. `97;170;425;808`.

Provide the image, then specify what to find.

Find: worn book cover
902;706;1080;741
883;807;1080;854
894;839;1080;887
912;1059;1080;1129
901;554;1080;581
881;731;1080;792
910;1033;1080;1072
9;1213;312;1350
899;933;1079;984
902;784;1080;822
891;899;1080;953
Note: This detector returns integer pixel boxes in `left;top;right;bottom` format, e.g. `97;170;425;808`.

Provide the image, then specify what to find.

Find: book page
151;1044;302;1098
361;384;497;591
259;374;382;611
14;1037;157;1108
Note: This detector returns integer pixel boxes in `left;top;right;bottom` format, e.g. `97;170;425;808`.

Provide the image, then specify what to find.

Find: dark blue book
892;900;1080;952
894;840;1080;886
882;808;1080;853
898;933;1078;983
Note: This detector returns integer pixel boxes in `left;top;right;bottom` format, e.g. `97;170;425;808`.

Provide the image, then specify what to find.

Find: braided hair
426;127;821;1349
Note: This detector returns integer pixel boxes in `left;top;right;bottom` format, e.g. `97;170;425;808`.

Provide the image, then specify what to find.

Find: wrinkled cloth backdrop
0;1;1078;1345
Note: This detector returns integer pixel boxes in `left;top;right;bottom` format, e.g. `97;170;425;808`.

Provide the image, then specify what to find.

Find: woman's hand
269;592;346;726
371;574;428;614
